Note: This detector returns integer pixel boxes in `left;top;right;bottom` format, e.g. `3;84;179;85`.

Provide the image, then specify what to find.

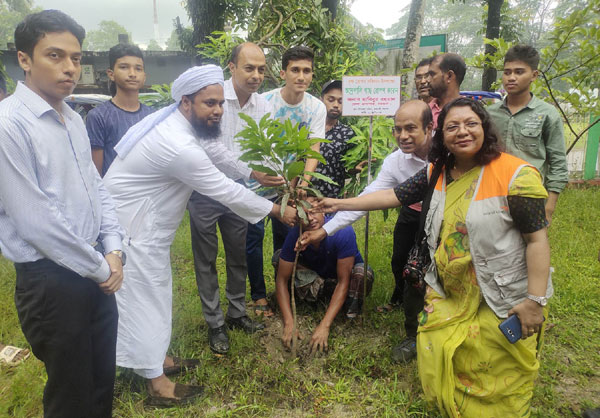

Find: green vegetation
1;187;599;417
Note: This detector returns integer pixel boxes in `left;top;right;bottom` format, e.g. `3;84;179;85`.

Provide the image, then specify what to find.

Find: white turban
114;64;224;158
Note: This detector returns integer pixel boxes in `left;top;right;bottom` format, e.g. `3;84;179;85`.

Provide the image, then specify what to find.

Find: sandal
253;304;274;318
0;345;30;366
374;303;400;314
163;356;200;376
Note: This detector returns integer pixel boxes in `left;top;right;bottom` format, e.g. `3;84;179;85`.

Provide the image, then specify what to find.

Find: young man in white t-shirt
259;46;326;252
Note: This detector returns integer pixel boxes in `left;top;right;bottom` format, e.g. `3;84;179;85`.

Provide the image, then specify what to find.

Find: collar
224;78;257;109
429;98;441;111
403;150;427;164
500;93;540;112
14;81;72;120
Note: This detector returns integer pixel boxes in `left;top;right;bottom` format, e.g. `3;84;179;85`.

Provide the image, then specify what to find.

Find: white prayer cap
114;64;225;158
171;64;224;103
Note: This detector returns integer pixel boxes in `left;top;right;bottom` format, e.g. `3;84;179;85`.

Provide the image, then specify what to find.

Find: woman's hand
310;197;340;214
508;299;545;340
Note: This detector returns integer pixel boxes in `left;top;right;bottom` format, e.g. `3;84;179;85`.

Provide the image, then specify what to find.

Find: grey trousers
188;191;248;328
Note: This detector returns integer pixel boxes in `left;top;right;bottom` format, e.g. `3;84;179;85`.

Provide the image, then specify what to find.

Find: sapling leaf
303;187;323;198
248;163;278;176
298;199;312;210
305;171;338;185
238;113;259;131
287;161;305;180
297;204;308;223
281;192;290;217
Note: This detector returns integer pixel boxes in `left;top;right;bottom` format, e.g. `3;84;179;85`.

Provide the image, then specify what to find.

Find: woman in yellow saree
312;98;551;417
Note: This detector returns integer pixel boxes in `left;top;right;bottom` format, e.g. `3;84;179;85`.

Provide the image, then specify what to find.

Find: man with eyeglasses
414;57;433;104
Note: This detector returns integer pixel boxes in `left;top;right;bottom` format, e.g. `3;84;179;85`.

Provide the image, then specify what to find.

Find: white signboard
342;75;401;116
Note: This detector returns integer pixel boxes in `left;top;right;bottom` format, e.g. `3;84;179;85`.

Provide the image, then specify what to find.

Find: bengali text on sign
342;76;401;116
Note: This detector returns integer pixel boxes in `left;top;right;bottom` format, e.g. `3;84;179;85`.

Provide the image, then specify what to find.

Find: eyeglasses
443;121;482;134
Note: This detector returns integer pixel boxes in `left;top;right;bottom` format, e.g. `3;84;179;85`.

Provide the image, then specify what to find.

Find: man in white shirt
247;46;327;299
298;100;433;363
187;43;285;355
104;65;295;406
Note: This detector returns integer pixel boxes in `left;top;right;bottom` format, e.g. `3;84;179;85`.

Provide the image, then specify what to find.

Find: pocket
492;263;528;300
515;118;544;152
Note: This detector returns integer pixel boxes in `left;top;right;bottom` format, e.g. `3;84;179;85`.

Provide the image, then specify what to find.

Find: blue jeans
246;219;266;301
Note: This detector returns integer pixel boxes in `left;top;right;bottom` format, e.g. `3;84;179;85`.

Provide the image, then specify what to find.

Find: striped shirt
0;82;124;283
200;78;271;181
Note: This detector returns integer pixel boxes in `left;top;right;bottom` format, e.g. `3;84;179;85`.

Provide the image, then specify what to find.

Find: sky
34;0;410;47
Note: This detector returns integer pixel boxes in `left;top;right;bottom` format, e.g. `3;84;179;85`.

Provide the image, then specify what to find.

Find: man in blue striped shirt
0;10;124;417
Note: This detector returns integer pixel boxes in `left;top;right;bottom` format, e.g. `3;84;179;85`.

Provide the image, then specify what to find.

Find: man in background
415;57;433;103
426;53;466;127
187;43;284;354
86;43;153;176
487;45;568;224
311;79;356;198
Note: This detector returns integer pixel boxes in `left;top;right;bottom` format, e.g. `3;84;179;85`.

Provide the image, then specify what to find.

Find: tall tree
146;39;163;51
0;0;39;49
400;0;427;102
481;0;503;91
83;20;132;51
322;0;339;20
185;0;228;48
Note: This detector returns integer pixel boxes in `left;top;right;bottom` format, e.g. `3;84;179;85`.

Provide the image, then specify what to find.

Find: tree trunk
400;0;427;103
322;0;339;20
186;0;227;48
482;0;503;91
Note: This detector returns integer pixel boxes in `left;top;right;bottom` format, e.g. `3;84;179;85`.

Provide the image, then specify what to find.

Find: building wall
1;50;195;94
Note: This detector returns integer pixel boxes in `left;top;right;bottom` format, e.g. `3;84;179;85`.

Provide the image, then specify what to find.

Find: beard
429;82;445;100
191;112;221;140
327;110;341;120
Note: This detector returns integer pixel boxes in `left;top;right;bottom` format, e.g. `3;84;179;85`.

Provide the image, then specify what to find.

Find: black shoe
391;337;417;363
225;315;265;333
208;325;229;354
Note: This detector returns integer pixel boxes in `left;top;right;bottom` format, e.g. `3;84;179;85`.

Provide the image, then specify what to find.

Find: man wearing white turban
103;65;296;406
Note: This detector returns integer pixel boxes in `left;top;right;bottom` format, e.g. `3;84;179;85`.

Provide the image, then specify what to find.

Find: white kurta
103;109;273;371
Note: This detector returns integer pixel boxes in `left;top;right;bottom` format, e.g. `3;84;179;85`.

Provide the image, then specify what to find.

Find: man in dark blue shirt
86;43;153;176
276;197;373;354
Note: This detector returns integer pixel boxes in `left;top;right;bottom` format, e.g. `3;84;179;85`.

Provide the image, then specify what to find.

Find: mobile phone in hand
498;314;522;344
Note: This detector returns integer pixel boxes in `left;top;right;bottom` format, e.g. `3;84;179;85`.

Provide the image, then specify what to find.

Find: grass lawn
1;186;599;417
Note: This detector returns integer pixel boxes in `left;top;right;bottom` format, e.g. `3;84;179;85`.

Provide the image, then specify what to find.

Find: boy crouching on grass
274;197;374;354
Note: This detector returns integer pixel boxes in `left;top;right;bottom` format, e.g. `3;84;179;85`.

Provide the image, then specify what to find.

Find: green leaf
303;187;323;198
287;161;305;180
305;171;338;185
248;163;278;176
280;193;290;218
297;204;308;223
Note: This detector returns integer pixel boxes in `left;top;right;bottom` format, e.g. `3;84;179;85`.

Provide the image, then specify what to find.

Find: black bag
402;163;443;292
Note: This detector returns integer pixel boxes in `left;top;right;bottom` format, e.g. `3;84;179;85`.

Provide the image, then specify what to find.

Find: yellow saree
417;166;548;418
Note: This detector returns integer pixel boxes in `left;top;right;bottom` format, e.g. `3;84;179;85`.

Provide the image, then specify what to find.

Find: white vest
423;153;553;318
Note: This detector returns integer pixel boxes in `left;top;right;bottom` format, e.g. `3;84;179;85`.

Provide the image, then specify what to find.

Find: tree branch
540;70;578;148
546;53;600;82
566;117;600;155
255;0;301;46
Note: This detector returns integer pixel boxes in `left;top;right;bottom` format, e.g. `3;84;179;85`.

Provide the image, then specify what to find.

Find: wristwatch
107;250;127;266
527;294;547;306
